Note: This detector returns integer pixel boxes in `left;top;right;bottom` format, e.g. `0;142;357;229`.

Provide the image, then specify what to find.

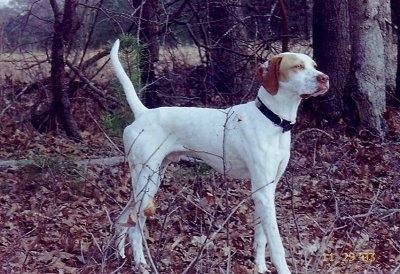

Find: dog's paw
135;262;150;274
254;261;270;273
115;233;127;259
133;249;148;268
116;245;126;259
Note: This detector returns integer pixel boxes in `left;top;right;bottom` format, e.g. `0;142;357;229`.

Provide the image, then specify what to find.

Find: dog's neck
256;87;302;123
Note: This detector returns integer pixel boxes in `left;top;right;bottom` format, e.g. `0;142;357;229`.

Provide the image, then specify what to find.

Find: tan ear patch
256;56;282;95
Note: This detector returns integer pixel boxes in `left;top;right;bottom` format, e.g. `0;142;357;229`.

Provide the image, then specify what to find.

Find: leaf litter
1;86;400;273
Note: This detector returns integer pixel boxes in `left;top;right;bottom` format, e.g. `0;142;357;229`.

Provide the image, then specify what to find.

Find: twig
66;60;121;105
182;197;249;274
392;264;400;274
179;193;214;218
292;128;335;145
341;208;400;220
138;218;159;274
87;110;124;154
222;109;235;274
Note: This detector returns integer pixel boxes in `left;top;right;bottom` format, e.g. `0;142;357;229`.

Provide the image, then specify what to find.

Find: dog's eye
294;64;304;70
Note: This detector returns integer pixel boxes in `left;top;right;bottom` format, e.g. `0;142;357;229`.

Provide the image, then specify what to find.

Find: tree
4;0;53;50
392;0;400;101
347;0;387;137
313;0;393;137
208;1;243;95
0;7;17;52
5;0;121;139
312;0;350;126
130;0;160;108
2;0;317;137
49;0;82;141
380;1;397;94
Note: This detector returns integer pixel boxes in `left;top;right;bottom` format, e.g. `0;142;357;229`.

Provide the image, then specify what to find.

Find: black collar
255;97;295;133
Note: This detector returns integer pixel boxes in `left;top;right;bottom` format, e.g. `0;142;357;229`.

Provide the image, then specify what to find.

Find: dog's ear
255;56;282;95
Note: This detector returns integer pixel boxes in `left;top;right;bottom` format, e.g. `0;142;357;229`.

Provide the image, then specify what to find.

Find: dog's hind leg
116;155;169;268
115;195;135;259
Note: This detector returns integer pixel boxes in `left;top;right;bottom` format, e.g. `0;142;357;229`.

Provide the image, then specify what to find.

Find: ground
0;78;400;274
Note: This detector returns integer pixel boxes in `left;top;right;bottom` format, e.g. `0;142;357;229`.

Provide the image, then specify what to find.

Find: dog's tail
110;39;148;118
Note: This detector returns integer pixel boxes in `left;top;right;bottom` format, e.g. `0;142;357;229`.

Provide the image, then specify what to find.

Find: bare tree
3;0;317;138
312;0;350;126
207;0;244;95
49;0;82;141
13;0;113;139
130;0;160;108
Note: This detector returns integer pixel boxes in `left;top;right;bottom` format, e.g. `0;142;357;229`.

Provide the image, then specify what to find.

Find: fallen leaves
1;85;400;273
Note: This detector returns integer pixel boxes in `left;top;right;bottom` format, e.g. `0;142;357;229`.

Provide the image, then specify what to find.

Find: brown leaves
2;126;400;273
1;81;400;273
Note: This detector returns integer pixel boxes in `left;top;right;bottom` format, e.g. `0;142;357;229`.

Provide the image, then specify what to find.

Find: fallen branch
0;156;125;171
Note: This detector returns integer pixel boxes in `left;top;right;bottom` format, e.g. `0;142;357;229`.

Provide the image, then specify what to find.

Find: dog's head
256;53;329;98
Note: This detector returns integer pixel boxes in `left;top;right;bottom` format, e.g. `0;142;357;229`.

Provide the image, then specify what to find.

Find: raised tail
110;39;147;118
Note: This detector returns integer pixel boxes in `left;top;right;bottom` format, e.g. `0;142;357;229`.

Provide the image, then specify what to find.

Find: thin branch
65;59;120;106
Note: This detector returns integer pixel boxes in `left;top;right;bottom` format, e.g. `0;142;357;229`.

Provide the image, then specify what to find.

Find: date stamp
322;252;376;263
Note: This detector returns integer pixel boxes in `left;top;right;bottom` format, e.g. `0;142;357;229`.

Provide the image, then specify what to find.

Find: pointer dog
110;39;329;273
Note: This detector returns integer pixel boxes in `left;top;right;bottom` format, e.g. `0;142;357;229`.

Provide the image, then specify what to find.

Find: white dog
110;39;329;273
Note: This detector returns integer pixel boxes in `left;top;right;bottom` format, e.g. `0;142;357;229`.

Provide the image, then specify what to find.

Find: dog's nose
317;74;329;84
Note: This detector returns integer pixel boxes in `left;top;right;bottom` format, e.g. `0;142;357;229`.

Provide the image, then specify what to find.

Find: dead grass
0;52;49;83
0;45;202;86
0;50;113;85
157;45;203;73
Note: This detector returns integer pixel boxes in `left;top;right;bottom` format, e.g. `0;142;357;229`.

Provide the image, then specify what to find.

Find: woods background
0;0;400;273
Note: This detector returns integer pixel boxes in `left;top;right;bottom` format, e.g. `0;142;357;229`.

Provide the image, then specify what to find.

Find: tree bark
131;0;160;108
347;0;386;137
208;1;235;94
392;0;400;101
312;0;350;126
379;0;397;94
278;0;289;52
208;0;247;96
49;0;82;141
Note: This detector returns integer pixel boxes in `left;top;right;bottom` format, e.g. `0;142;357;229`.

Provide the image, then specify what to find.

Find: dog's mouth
301;83;329;99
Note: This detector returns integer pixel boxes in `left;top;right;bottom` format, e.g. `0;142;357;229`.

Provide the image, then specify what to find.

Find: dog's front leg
254;207;268;273
251;175;291;274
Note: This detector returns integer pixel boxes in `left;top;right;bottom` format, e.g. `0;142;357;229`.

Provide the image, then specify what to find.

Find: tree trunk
49;0;82;141
392;0;400;101
278;0;289;52
312;0;350;126
347;0;386;137
379;0;397;94
131;0;160;108
208;1;235;94
208;1;247;97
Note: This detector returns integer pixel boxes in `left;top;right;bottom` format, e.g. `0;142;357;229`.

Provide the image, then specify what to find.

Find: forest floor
1;74;400;274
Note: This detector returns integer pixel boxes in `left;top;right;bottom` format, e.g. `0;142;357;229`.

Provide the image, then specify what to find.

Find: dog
110;39;329;273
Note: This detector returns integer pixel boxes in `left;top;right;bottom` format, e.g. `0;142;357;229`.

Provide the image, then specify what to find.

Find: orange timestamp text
322;252;376;263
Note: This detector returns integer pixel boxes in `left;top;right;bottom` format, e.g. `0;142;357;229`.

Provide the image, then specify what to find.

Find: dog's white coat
110;39;329;273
